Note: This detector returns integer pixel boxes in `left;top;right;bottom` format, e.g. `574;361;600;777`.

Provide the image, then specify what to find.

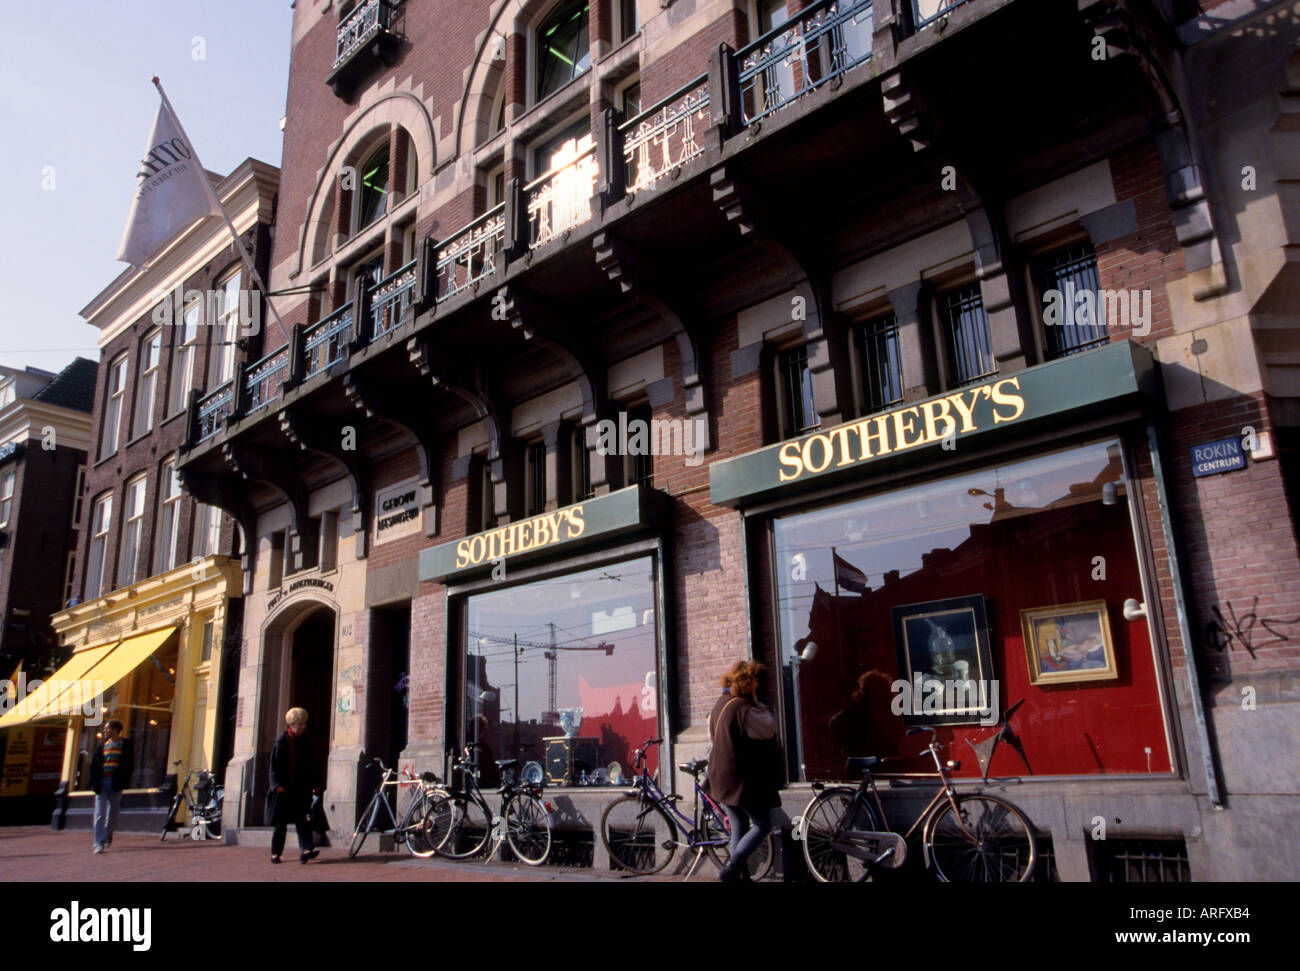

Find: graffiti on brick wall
1204;597;1300;658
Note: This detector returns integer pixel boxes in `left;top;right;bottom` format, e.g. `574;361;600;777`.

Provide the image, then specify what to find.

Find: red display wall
792;500;1173;781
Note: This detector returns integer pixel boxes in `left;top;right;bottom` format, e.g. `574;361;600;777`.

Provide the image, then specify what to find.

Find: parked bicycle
424;742;553;866
599;738;775;880
348;757;442;859
797;723;1037;882
160;760;223;841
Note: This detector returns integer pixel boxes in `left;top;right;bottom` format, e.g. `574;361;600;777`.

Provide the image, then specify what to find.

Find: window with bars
859;315;904;415
1089;838;1190;883
573;426;592;501
527;441;547;515
627;403;654;487
941;284;996;386
1036;243;1109;359
779;345;819;439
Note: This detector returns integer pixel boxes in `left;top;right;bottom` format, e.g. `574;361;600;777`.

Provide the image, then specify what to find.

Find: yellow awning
72;627;178;705
0;642;116;729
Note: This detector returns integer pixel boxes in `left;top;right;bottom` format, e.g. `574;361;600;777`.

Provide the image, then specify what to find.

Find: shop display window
463;556;659;786
771;438;1173;781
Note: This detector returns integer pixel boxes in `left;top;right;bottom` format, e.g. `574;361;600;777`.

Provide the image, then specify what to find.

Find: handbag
308;793;331;844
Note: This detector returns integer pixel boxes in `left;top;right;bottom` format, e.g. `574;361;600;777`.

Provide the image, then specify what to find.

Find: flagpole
151;77;290;347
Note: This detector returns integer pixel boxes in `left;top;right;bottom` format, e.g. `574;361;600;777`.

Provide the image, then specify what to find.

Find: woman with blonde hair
267;707;320;864
708;659;782;882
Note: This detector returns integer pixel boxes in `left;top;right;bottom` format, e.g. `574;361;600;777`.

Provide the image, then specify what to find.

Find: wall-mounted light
1123;598;1147;621
1102;480;1125;506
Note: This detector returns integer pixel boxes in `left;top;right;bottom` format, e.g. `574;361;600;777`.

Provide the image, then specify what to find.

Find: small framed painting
890;595;995;726
1020;600;1118;685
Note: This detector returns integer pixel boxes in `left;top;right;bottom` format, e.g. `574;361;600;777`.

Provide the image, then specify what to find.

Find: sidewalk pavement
0;827;691;883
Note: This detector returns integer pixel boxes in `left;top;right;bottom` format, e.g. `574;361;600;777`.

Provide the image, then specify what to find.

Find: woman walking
267;707;321;864
708;660;781;883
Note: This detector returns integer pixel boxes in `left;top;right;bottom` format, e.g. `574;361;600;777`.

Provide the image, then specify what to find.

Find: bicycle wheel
600;795;677;876
404;789;439;858
926;794;1036;883
704;811;776;881
432;793;491;859
504;794;552;866
349;796;378;859
800;787;880;883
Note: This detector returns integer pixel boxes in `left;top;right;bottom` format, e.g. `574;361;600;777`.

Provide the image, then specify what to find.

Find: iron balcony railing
369;260;418;339
303;303;354;379
437;204;506;300
526;139;599;249
195;382;234;443
912;0;970;31
621;75;711;194
333;0;397;69
737;0;874;127
244;346;291;415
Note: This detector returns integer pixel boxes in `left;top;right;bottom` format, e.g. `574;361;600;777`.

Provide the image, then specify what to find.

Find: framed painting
890;595;995;725
1020;600;1118;685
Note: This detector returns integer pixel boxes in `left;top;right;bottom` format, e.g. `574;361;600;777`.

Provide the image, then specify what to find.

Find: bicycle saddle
845;756;880;773
495;758;518;771
677;759;708;776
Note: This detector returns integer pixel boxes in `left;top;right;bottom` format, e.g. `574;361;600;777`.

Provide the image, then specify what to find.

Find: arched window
357;143;390;228
536;1;590;102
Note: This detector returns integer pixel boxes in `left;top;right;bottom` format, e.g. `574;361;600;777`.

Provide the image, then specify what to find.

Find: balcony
181;0;1149;466
326;0;403;98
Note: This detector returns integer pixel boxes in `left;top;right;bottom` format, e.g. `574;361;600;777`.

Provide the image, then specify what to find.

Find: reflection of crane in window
470;622;613;727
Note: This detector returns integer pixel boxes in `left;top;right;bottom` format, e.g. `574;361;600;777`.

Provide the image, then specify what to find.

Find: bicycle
797;722;1037;883
424;743;553;866
599;737;775;880
161;760;223;841
348;757;442;859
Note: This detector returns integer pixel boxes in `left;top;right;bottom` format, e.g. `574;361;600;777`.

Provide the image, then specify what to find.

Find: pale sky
0;1;293;372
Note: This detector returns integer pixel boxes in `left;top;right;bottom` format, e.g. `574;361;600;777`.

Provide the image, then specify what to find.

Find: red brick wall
1162;394;1300;684
1095;139;1186;347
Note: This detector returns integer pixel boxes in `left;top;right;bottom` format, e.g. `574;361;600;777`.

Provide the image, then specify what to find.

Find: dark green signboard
709;340;1159;507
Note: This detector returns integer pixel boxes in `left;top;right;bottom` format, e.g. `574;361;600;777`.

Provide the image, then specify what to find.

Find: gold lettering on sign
771;377;1029;484
453;505;588;569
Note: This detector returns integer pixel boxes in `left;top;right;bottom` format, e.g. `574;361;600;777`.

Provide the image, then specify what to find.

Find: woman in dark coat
267;706;320;864
708;660;781;882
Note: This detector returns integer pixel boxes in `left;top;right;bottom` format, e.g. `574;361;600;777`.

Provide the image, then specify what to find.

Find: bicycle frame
362;763;435;837
624;742;728;851
827;740;982;869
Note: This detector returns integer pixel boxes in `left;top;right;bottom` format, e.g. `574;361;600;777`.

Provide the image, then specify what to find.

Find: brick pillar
389;126;410;208
541;420;571;511
889;281;938;402
505;32;526;121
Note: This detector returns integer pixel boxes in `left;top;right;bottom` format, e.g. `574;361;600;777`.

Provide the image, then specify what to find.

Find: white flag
116;96;222;267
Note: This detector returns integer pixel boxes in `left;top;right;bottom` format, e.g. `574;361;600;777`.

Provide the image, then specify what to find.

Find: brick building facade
37;161;279;833
175;0;1300;879
0;360;94;821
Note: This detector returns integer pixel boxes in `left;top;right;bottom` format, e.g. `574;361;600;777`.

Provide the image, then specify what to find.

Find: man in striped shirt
90;719;135;853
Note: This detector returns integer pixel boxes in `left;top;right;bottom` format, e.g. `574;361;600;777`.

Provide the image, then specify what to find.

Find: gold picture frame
1020;600;1118;685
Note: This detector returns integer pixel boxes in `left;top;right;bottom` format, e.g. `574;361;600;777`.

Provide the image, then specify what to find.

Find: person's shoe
717;864;740;884
93;845;104;854
270;855;281;864
299;849;319;864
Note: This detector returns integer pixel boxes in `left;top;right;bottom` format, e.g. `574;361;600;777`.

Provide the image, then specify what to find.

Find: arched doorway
287;609;335;794
251;600;337;825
